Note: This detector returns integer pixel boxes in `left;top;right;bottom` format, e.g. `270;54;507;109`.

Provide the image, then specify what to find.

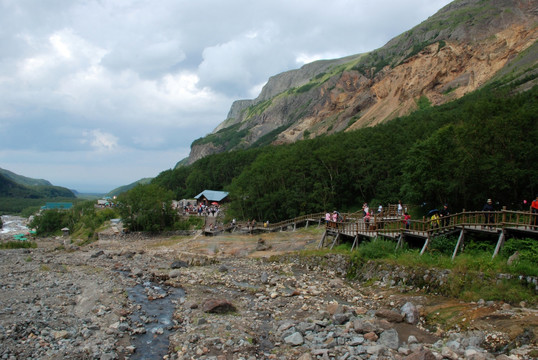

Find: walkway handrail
325;208;537;238
227;207;537;238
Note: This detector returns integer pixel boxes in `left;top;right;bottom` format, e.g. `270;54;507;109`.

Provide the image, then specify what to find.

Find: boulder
401;302;420;325
202;299;237;314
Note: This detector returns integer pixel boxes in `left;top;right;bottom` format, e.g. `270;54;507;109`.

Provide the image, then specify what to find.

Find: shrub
354;238;398;260
0;241;37;249
427;235;458;256
500;238;537;264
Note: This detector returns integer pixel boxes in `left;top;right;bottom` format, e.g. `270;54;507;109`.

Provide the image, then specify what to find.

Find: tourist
398;200;403;216
377;204;383;214
403;212;411;229
363;203;369;216
331;211;338;222
364;211;371;230
531;195;538;229
430;211;440;229
482;199;495;229
440;204;450;227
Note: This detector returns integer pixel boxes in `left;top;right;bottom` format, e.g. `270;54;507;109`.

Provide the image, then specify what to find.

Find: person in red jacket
531;195;538;229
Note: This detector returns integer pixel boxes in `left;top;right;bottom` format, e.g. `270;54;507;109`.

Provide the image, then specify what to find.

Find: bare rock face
183;0;538;166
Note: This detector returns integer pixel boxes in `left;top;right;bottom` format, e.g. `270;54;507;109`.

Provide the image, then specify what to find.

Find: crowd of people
323;195;538;232
183;203;220;217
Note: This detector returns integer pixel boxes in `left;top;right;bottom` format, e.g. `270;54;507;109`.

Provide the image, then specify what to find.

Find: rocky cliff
184;0;538;166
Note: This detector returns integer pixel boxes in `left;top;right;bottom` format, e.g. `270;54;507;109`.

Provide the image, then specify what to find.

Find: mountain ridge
0;168;75;199
182;0;538;166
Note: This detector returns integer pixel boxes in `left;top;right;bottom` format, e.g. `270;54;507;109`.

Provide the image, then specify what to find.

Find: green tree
117;184;177;232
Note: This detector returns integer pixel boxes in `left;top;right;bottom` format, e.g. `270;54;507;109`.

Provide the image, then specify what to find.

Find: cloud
82;129;119;152
0;0;453;192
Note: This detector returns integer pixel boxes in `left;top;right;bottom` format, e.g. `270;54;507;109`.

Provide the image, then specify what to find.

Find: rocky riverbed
0;229;536;359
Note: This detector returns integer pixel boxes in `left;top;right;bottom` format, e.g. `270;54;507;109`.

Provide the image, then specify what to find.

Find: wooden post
330;233;340;249
420;233;430;255
318;230;328;249
492;230;505;259
305;220;309;229
396;234;403;249
451;228;465;261
351;235;359;251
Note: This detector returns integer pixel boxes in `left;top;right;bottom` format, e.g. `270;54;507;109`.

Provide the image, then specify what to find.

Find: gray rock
171;260;188;269
333;313;350;325
408;335;419;344
403;349;436;360
379;328;399;350
349;336;364;346
284;332;304;346
90;250;104;258
353;318;376;334
131;268;143;277
296;321;316;334
401;302;420;324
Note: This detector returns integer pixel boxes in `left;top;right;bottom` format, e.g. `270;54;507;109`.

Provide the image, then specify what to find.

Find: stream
126;279;185;359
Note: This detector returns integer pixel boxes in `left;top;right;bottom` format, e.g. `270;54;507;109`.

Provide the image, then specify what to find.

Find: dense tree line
147;83;537;223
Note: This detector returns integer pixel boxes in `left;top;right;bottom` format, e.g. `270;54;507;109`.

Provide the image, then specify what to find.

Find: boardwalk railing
216;206;536;258
321;207;537;258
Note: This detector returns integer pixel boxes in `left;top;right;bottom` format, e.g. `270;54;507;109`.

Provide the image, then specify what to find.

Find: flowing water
0;215;29;236
126;280;184;359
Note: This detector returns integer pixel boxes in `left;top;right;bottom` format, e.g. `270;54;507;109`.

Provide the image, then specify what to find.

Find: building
41;202;73;210
194;190;229;206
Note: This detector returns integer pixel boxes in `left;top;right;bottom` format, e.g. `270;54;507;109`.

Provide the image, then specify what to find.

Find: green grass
0;241;37;249
344;237;537;304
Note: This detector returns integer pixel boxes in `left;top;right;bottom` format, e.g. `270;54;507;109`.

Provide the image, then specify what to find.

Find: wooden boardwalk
320;208;538;259
216;207;537;259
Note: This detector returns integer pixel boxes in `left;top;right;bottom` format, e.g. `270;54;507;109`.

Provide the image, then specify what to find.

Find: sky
0;0;452;193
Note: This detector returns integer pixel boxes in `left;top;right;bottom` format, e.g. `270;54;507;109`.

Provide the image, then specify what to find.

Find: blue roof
194;190;229;202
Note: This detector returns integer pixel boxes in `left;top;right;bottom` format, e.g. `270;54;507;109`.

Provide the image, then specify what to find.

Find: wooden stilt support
492;230;505;259
396;234;403;249
330;233;340;249
451;228;465;261
306;220;309;229
318;230;328;249
420;234;430;255
293;222;296;231
351;235;359;251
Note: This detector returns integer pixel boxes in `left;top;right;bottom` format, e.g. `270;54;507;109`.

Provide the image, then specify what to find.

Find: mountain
183;0;538;166
0;167;52;187
106;177;153;198
0;168;75;199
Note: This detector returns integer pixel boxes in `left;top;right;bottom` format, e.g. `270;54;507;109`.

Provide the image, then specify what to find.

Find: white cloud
0;0;453;192
82;129;119;152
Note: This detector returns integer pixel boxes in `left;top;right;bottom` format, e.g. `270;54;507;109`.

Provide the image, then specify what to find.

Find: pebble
1;239;536;360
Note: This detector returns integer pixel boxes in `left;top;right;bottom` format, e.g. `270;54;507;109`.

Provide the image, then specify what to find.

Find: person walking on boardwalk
531;195;538;229
482;199;495;229
403;212;411;229
440;204;450;228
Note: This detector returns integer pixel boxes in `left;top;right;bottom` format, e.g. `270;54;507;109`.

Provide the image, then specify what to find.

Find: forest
147;80;537;224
